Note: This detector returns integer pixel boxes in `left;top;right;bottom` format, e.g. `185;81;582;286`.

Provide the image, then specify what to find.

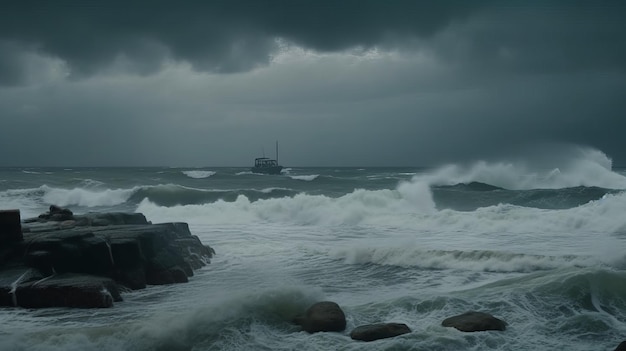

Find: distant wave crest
289;174;319;181
182;170;216;179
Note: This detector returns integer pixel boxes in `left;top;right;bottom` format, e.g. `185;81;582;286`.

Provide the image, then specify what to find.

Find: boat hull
250;166;283;175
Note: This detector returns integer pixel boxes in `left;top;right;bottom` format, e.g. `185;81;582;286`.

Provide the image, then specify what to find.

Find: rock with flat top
0;207;215;309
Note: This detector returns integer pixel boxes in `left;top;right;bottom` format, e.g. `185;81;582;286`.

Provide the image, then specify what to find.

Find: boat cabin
254;158;279;168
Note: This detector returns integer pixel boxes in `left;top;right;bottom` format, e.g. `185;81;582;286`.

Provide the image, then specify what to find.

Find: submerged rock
350;323;411;341
442;311;507;332
0;207;215;309
293;301;347;333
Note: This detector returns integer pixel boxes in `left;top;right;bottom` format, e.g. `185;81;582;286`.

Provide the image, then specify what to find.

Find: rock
294;301;346;333
0;209;23;243
0;268;44;306
350;323;411;341
75;212;149;226
0;207;215;309
615;341;626;351
23;250;55;276
38;205;74;222
442;311;507;332
15;273;121;308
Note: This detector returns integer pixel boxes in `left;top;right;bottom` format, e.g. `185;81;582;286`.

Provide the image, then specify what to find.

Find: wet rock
75;212;149;226
442;311;507;332
0;207;215;309
15;273;121;308
350;323;411;341
293;301;346;333
0;209;23;243
38;205;74;222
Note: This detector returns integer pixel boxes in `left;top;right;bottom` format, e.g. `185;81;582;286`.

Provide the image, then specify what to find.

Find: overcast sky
1;0;625;167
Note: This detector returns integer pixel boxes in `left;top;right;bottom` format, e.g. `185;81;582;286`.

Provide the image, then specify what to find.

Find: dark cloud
434;2;626;76
0;1;624;167
0;0;484;84
1;1;624;85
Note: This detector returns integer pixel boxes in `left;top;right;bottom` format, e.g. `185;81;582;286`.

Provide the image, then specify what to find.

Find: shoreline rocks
292;302;510;343
0;206;214;308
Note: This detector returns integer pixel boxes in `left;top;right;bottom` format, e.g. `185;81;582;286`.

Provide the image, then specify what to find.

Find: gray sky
1;0;625;167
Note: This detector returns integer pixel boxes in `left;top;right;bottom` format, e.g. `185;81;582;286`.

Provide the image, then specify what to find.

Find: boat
250;141;283;175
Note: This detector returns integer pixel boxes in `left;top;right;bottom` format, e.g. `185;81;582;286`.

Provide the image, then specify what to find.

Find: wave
129;185;298;206
182;170;216;179
437;181;504;192
4;184;301;210
79;178;106;188
432;184;615;210
329;247;600;273
465;267;626;320
289;174;319;181
40;185;135;207
0;286;321;351
417;147;626;190
136;182;626;243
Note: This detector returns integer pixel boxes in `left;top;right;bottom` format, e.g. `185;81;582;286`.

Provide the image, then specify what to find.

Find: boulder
442;311;507;332
294;301;346;333
615;341;626;351
350;323;411;341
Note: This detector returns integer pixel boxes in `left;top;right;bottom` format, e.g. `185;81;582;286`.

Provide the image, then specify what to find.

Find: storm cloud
0;1;625;166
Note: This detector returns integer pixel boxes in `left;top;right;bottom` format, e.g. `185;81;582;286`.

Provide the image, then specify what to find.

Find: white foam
289;174;319;181
182;170;216;179
137;180;436;227
41;185;136;207
329;246;600;272
418;147;626;190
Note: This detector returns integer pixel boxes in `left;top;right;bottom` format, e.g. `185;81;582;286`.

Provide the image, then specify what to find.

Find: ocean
1;149;625;350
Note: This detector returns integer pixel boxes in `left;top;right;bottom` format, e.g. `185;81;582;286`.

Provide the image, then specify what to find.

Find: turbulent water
1;148;625;351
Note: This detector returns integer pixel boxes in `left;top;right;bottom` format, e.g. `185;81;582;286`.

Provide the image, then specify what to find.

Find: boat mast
276;140;279;164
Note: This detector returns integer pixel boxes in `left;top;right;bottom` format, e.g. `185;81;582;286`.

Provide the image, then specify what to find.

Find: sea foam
417;147;626;190
182;170;216;179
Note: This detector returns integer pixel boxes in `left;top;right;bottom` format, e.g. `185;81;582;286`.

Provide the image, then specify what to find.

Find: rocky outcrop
293;301;347;333
0;209;23;243
441;311;507;332
350;323;411;341
0;206;214;308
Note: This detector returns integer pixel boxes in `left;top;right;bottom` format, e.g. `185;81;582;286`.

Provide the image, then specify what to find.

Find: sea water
0;147;625;350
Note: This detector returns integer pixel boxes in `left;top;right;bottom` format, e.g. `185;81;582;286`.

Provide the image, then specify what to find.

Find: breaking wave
182;170;216;179
417;147;626;190
329;247;600;273
289;174;319;181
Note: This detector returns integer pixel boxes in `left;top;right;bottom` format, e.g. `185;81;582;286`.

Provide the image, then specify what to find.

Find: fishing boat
250;141;283;175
